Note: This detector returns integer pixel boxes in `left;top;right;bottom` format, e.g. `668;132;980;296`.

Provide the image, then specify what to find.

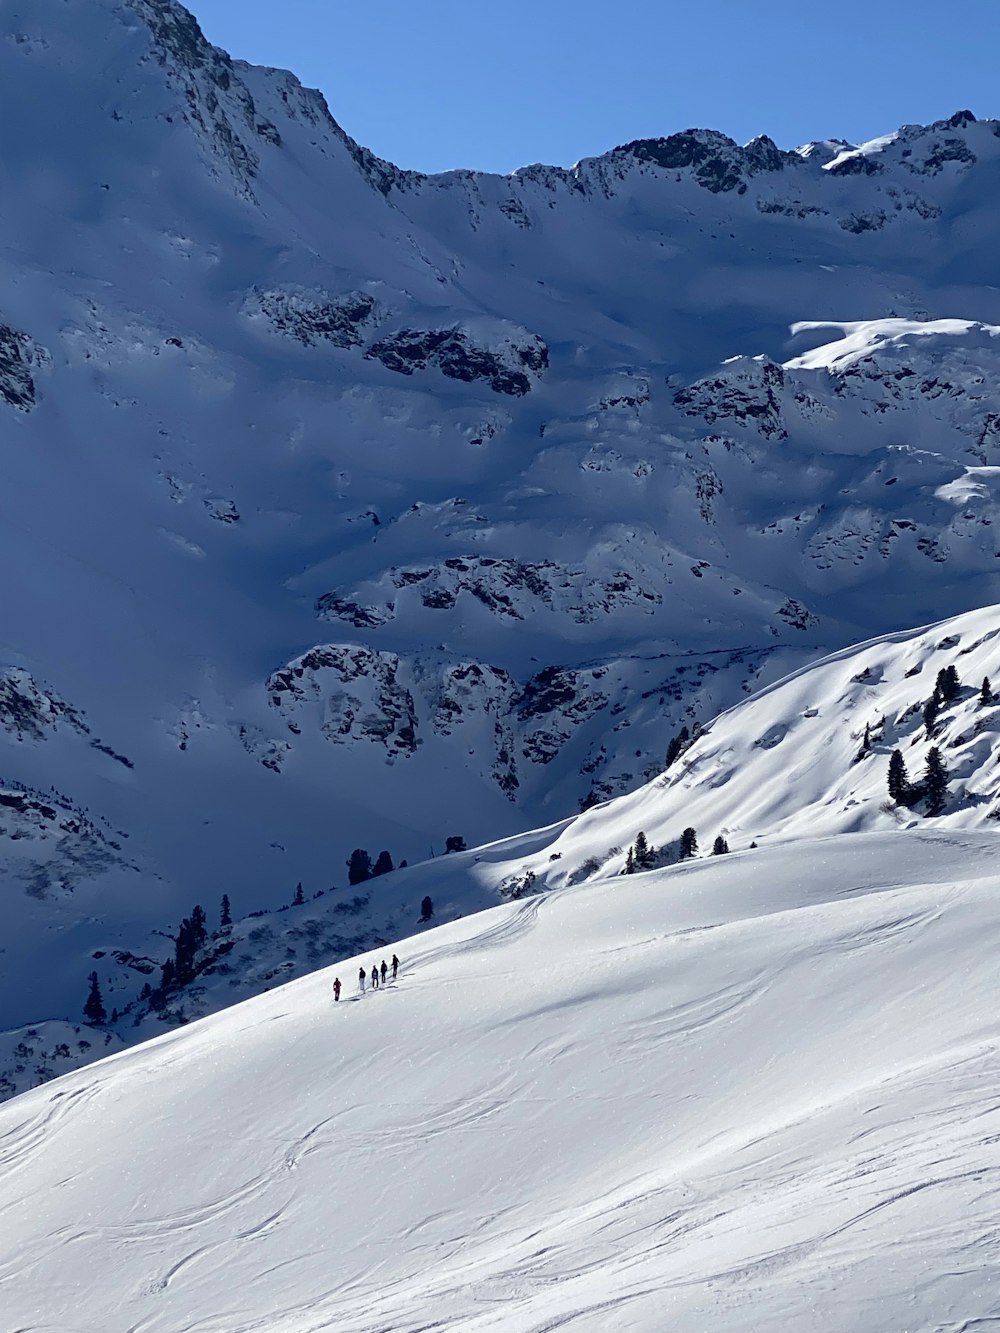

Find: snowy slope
419;602;1000;899
9;0;1000;1084
2;830;1000;1331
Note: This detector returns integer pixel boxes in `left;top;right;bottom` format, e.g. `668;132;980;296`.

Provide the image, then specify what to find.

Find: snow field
2;831;999;1330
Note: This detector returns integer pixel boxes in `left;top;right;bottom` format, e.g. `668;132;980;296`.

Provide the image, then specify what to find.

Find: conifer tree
887;749;909;804
633;830;655;870
420;895;433;921
173;905;208;986
445;836;467;854
936;665;960;702
83;972;106;1026
679;827;698;860
190;904;207;949
711;835;730;855
923;693;941;736
220;893;232;928
981;676;993;705
347;849;372;885
372;851;394;877
664;725;691;769
292;882;305;906
923;747;948;817
624;846;635;875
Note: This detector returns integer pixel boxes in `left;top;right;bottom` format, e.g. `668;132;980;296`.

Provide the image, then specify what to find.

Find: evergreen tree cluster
163;904;208;989
347;848;395;885
623;830;656;874
887;746;949;817
924;665;961;736
623;825;731;872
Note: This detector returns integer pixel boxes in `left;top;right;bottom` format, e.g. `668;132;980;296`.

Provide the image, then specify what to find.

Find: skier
380;959;388;985
333;977;341;1002
392;954;399;980
358;966;366;994
371;964;379;990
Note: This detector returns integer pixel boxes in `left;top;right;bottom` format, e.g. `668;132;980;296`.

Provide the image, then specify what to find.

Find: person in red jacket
332;977;341;1002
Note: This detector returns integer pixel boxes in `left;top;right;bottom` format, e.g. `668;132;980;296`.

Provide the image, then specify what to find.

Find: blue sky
191;0;999;174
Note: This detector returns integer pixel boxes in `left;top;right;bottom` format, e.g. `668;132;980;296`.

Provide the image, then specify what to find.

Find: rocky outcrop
0;320;48;411
318;556;661;628
674;358;787;438
244;287;379;349
611;129;797;194
0;671;87;741
267;646;418;761
366;323;548;396
0;784;131;898
126;0;279;189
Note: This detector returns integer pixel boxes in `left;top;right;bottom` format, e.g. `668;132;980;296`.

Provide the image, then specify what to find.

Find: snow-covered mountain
6;0;1000;1084
4;829;1000;1331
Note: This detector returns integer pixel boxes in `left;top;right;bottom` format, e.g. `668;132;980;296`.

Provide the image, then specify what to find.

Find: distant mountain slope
474;603;1000;894
3;830;1000;1331
6;0;1000;1085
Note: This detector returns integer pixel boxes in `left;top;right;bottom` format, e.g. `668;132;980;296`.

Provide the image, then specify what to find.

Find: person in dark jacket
380;960;388;985
358;967;366;994
371;964;379;990
333;977;341;1002
391;954;399;980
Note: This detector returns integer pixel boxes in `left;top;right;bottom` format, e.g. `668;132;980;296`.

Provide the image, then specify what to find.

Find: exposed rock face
0;784;130;898
126;0;272;189
318;557;661;627
367;324;548;396
245;288;379;349
613;129;797;194
0;320;47;411
674;359;787;438
0;671;87;741
516;666;610;766
267;646;418;760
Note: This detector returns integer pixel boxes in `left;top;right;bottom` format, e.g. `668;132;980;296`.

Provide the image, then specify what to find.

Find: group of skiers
331;953;399;1000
